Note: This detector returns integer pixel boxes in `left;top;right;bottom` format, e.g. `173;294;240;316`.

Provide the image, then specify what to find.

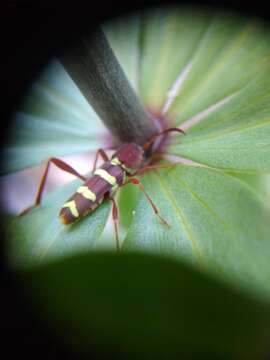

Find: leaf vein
153;171;204;264
171;118;270;146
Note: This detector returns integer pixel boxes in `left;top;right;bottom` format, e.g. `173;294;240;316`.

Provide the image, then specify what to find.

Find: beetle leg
123;178;170;227
92;148;110;174
129;162;178;177
20;157;86;216
109;196;120;252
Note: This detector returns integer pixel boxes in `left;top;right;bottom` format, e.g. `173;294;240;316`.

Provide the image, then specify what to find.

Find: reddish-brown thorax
113;143;145;171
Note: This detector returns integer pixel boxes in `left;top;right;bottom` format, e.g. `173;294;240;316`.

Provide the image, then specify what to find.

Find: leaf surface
1;61;106;174
7;179;111;267
123;166;270;300
3;7;270;303
168;69;270;172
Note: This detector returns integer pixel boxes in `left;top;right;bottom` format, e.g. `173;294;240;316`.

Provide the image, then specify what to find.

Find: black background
1;1;269;359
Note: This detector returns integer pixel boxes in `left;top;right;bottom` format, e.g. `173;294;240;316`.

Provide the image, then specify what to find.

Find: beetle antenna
143;127;185;151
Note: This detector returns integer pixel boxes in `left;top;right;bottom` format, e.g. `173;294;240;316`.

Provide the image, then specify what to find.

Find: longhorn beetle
21;128;185;250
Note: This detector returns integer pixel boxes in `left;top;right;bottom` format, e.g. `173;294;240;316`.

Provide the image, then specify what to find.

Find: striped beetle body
20;127;184;248
60;143;144;224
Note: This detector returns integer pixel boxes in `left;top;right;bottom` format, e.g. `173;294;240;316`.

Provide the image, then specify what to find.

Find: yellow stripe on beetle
94;169;116;186
110;183;119;194
110;157;121;166
111;156;130;173
77;186;96;201
62;200;79;217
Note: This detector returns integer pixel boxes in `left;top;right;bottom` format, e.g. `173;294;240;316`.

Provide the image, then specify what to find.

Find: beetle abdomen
59;160;126;225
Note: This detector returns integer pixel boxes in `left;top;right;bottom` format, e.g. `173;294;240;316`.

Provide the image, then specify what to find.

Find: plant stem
60;27;158;146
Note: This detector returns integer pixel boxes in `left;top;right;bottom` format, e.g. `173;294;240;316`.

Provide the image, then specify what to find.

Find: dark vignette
0;1;269;359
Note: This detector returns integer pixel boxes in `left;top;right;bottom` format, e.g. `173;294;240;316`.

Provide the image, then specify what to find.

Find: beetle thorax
113;143;144;171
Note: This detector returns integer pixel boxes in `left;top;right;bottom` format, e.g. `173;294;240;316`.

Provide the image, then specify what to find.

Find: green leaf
6;179;111;267
19;252;270;359
168;69;270;172
1;60;106;174
118;183;139;229
4;7;270;305
139;9;270;117
167;16;270;123
123;166;270;300
5;9;270;174
139;9;270;173
139;7;214;109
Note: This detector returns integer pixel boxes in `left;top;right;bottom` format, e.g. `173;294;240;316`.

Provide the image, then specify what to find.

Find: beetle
21;127;185;250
